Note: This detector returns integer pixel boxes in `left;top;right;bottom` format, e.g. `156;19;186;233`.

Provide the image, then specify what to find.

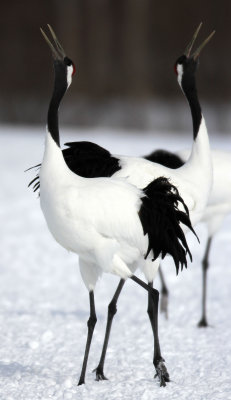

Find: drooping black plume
139;177;197;275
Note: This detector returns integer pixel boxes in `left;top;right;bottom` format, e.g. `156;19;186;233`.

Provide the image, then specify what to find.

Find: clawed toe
154;360;170;387
197;317;209;327
93;367;108;381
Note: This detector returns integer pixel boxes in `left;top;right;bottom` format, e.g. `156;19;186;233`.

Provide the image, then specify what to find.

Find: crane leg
158;265;169;319
94;275;169;386
198;237;212;327
78;291;97;385
131;276;169;386
147;281;170;386
93;279;125;380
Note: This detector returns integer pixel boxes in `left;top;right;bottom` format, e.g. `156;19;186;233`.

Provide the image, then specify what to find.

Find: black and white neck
39;25;76;176
47;58;74;147
174;25;215;171
176;57;201;141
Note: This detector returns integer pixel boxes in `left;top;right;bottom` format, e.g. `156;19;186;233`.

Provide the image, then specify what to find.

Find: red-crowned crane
33;25;196;387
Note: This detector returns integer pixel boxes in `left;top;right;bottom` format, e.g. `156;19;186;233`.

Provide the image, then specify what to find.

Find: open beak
40;24;66;60
184;23;215;60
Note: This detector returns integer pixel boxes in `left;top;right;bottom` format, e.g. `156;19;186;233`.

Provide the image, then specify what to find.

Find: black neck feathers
181;64;202;141
47;61;67;147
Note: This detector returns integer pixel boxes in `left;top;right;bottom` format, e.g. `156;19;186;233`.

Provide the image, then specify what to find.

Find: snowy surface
1;125;231;400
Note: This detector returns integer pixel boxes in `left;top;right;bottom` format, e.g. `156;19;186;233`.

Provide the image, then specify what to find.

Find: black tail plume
139;177;197;275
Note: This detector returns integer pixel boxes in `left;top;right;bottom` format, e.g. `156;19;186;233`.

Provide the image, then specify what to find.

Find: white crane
34;25;195;387
147;148;231;326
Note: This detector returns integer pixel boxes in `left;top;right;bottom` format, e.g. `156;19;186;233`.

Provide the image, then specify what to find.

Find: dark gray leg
158;265;169;319
147;281;170;387
78;291;97;385
94;275;169;387
198;237;212;327
131;276;170;387
94;279;125;380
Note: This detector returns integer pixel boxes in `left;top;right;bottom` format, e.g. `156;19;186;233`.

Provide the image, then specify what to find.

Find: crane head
174;23;215;88
40;25;76;88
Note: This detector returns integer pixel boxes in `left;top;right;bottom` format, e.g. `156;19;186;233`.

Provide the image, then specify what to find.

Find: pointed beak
184;22;202;57
184;22;215;60
40;24;66;60
192;30;215;60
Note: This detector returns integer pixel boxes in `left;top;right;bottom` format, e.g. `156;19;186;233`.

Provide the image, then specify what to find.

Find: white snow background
1;125;231;400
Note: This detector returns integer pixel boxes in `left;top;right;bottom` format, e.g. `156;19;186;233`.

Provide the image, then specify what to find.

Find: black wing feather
139;177;197;275
145;149;184;169
28;143;196;274
63;141;121;178
27;141;121;192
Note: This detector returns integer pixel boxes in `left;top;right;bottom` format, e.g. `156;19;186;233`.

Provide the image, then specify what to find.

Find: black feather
28;143;196;274
33;183;40;192
28;175;39;188
145;149;184;169
27;141;121;193
25;164;41;172
139;177;196;275
63;141;121;178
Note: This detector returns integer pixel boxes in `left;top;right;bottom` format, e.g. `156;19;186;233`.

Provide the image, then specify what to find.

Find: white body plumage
39;25;213;292
114;117;212;228
40;133;151;289
178;148;231;236
40;115;212;289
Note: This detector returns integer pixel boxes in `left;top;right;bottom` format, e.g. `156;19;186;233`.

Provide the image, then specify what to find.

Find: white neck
40;129;78;186
181;116;213;194
187;116;211;165
42;129;66;169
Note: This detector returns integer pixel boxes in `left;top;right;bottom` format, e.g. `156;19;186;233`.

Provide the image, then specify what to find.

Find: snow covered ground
1;125;231;400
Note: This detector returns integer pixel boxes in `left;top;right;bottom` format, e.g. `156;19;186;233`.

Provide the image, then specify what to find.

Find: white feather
67;65;73;88
40;133;149;287
177;148;231;236
177;64;183;88
114;117;212;229
40;50;213;288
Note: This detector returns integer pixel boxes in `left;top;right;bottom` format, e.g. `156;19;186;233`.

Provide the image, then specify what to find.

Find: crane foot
93;366;108;381
197;317;208;327
154;360;170;387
